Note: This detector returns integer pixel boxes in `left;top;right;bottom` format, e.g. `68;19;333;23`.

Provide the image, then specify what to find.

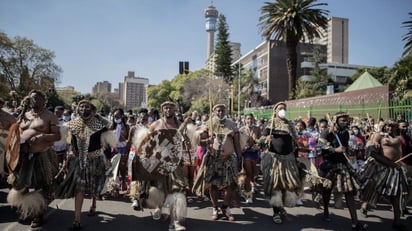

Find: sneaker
296;198;303;206
131;199;141;211
152;208;162;220
222;207;235;221
211;207;219;220
174;221;186;231
245;197;253;204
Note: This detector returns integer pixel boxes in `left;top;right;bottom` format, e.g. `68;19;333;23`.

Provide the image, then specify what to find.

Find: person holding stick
320;112;367;231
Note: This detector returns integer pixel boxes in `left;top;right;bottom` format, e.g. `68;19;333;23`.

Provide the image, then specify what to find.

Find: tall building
233;40;325;104
121;71;149;111
316;17;349;64
232;16;361;104
205;4;218;59
92;81;111;95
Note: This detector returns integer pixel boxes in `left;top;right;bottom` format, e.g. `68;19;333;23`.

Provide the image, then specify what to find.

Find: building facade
232;16;370;104
92;81;111;95
121;71;149;111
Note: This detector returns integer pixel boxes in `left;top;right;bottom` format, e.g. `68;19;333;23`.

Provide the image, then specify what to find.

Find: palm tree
402;12;412;57
258;0;329;99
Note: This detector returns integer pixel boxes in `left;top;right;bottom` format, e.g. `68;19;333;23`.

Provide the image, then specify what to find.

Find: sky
0;0;410;94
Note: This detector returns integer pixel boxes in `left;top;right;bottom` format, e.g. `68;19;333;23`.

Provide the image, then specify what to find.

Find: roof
344;71;383;92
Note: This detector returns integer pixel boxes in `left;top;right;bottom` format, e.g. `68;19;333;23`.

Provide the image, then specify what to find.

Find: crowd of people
0;89;411;231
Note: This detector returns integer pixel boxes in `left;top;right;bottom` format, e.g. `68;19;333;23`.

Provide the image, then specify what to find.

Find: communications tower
204;3;218;59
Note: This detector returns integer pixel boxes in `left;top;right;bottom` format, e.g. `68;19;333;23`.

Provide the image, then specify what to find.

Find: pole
238;63;241;118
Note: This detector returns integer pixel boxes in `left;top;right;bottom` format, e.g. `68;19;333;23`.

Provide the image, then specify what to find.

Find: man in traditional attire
193;103;242;221
261;102;301;224
55;99;116;230
320;112;367;230
132;101;187;231
6;90;61;229
359;131;408;231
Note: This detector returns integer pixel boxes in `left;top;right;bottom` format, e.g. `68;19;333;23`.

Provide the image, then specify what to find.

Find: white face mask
353;130;359;135
114;118;122;124
277;109;286;118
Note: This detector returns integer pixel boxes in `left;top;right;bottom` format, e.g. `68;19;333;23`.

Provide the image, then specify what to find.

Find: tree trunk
286;38;298;100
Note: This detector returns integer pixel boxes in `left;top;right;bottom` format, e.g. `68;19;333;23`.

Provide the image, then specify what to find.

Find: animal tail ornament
101;129;118;148
7;188;46;219
132;126;150;150
146;186;165;209
268;190;297;208
164;192;187;222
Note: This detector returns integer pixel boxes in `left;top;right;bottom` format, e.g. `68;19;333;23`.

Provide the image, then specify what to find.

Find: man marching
134;101;187;231
193;104;242;221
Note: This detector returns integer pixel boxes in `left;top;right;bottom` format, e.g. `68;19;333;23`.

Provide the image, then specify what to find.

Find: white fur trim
101;130;117;148
7;188;46;219
268;190;283;207
59;125;68;144
146;186;165;208
164;192;187;222
132;127;150;149
284;190;298;207
7;173;16;185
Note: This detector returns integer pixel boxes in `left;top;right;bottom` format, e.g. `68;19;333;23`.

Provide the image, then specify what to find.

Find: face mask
79;109;92;118
353;130;359;135
277;109;286;118
148;117;154;123
400;128;407;135
63;116;71;122
114;118;122;124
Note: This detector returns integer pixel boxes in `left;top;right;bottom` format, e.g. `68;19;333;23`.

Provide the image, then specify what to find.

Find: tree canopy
259;0;329;99
0;32;62;104
214;14;233;84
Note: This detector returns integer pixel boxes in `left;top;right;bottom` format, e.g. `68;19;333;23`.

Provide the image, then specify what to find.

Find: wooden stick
395;152;412;163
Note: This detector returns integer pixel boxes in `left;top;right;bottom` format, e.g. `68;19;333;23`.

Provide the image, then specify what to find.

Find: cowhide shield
5;123;20;172
136;129;183;178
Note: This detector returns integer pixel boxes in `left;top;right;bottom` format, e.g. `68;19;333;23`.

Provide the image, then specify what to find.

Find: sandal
352;223;368;231
30;216;44;229
71;221;81;230
360;207;368;218
272;213;283;224
88;206;96;216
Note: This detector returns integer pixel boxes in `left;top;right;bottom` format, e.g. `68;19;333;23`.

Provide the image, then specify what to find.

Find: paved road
1;181;411;231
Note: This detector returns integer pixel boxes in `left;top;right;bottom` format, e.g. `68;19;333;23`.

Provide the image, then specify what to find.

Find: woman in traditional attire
261;102;301;224
55;99;115;230
239;113;261;204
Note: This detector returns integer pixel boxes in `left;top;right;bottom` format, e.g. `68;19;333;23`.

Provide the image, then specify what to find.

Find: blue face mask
63;116;71;121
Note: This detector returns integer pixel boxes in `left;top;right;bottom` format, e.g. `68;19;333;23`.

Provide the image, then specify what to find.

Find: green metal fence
246;98;412;121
